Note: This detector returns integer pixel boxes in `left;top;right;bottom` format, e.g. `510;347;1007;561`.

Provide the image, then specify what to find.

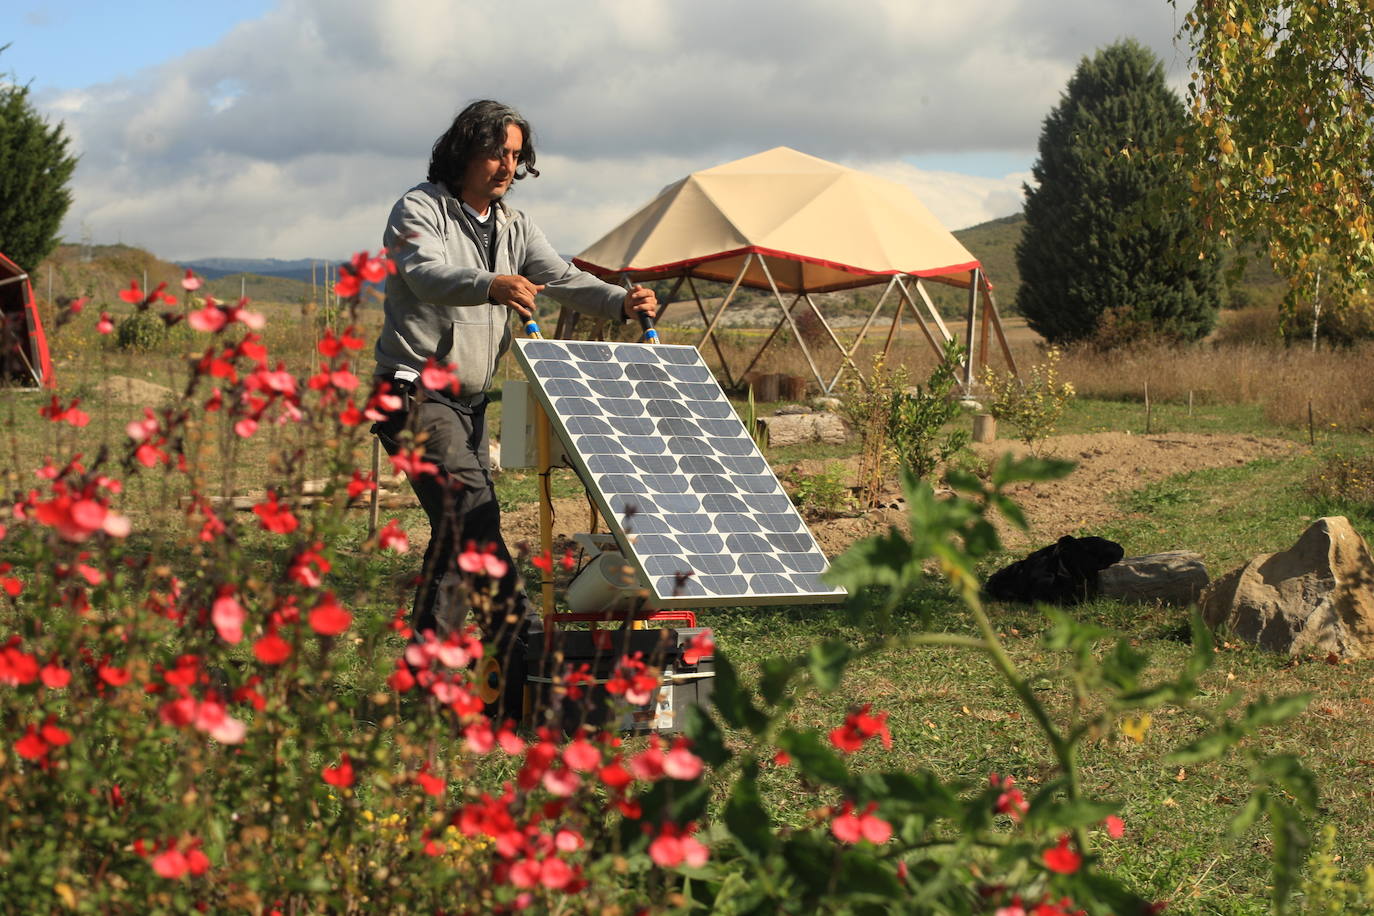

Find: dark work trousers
374;390;531;650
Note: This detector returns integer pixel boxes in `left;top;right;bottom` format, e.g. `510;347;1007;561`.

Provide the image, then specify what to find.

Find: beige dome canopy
566;147;1016;394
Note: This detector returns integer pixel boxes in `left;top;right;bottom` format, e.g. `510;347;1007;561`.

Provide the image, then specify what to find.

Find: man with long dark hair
373;100;656;693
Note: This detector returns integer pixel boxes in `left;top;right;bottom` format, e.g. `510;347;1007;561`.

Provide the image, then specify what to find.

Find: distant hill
31;245;334;310
183;257;329;285
924;212;1287;317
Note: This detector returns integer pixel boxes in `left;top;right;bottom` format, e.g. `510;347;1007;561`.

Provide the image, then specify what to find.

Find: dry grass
1056;341;1374;430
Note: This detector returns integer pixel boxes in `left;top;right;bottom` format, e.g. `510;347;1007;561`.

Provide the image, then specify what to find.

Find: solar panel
513;339;848;608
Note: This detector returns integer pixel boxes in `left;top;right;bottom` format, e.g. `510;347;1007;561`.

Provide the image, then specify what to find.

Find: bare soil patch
496;432;1300;563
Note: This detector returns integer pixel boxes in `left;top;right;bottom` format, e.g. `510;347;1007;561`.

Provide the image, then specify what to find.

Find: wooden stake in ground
1308;400;1315;447
1145;381;1151;434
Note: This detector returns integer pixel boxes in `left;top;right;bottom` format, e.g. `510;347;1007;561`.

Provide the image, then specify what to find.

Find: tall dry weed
1057;341;1374;430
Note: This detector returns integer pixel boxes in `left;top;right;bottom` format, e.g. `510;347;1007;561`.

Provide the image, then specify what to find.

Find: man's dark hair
427;100;539;192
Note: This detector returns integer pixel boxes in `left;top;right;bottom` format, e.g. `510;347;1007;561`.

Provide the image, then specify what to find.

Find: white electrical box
499;379;570;470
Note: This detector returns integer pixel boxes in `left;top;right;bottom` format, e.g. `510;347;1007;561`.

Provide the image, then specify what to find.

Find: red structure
0;252;55;388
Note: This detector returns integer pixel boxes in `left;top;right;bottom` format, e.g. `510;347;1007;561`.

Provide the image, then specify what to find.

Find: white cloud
37;0;1185;261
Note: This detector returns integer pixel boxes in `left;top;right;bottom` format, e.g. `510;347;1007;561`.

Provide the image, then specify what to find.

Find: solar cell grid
513;339;846;608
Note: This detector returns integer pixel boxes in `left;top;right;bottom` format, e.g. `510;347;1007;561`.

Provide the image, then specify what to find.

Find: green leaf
683;705;732;768
1267;796;1311;912
1240;694;1311;731
1256;754;1319;812
1228;792;1265;838
709;654;769;734
1025;797;1119;832
776;728;849;786
1167;725;1243;765
723;762;774;854
836;849;903;900
990;453;1076;487
876;771;962;820
758;656;796;707
943;468;984;494
989;492;1028;531
808;640;852;692
779;832;834;896
710;653;747;730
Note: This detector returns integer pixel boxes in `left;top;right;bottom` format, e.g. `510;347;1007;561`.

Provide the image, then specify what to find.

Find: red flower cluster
604;653;661;706
136;835;211;879
990;772;1029;821
830;801;892;845
829;703;892;754
39;395;90;427
14;717;71;766
334;249;396;299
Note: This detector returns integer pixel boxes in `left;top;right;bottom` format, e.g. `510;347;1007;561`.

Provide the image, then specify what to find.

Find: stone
811;396;842;412
775;404;813;416
1200;516;1374;658
759;412;849;448
1098;551;1209;606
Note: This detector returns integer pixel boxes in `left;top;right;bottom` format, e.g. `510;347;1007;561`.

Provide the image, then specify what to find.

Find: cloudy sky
7;0;1193;263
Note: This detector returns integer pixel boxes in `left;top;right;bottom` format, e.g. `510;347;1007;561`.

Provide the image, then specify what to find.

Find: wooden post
1145;382;1151;435
1188;390;1193;418
1308;400;1315;446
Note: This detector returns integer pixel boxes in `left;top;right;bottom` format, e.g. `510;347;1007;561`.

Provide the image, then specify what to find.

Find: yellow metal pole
535;400;555;624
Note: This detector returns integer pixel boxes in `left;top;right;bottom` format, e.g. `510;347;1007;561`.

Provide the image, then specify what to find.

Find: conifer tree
0;57;78;273
1015;39;1220;345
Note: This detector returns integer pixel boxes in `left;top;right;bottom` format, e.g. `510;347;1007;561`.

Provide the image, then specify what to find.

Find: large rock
1200;517;1374;658
1099;552;1209;606
759;412;849;448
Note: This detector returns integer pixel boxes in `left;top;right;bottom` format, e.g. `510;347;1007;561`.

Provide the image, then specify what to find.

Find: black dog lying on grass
984;535;1124;605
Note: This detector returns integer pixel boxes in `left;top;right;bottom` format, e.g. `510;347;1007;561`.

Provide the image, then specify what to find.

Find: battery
525;626;714;735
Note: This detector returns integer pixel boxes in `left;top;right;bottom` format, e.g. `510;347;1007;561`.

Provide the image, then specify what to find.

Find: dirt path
496;432;1301;561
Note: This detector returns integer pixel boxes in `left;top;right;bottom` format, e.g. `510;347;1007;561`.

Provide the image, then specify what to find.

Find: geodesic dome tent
0;252;54;388
570;146;1017;394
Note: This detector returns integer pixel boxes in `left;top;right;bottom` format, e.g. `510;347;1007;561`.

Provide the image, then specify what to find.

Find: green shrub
888;341;968;480
112;309;191;352
981;347;1076;454
789;461;853;519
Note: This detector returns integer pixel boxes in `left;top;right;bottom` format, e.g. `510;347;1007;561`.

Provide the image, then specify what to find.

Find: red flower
187;305;228;333
420;359;460;393
152;847;188;879
322;754;355;787
40;662;70;688
15;725;49;761
562;734;601;773
308;592;351;636
97;312;115;334
98;664;131;687
829;703;892;754
458;541;509;578
181;268;203;291
252;491;298;534
415;766;445;796
389;447;439;478
39;396;90;427
831;801;892;845
663;737;704;780
377;518;409;553
1104;815;1125;839
253;632;292;665
1042;834;1082;875
118;280;144;304
212;591;245;644
681;629;714;666
991;773;1029;821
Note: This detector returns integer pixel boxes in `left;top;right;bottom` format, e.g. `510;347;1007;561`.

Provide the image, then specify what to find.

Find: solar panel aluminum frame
513;338;847;609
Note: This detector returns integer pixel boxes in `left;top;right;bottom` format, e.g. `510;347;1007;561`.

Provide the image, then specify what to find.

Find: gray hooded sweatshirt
373;181;626;395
